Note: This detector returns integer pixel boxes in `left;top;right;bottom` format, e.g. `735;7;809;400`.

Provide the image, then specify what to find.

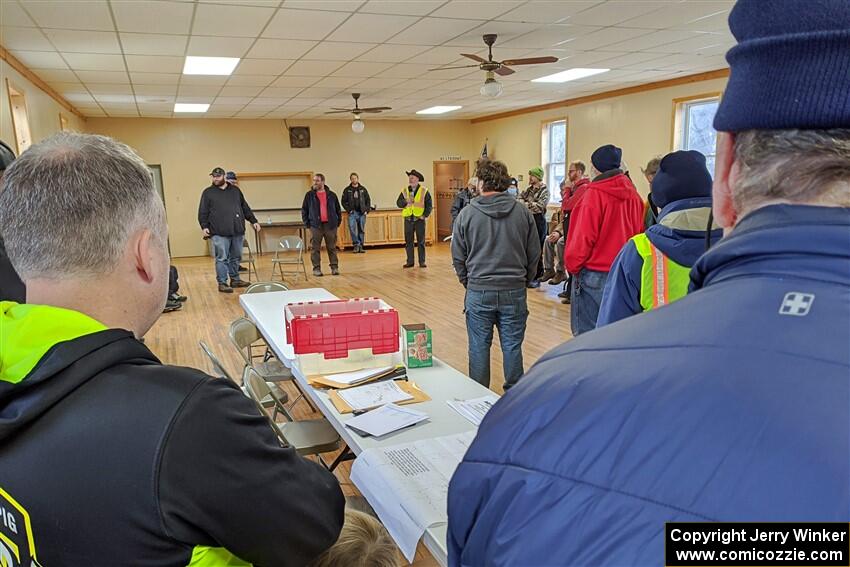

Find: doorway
148;164;172;255
6;80;32;155
433;160;469;239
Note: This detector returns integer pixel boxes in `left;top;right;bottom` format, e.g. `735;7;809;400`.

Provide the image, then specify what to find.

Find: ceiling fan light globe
480;78;503;98
351;118;365;133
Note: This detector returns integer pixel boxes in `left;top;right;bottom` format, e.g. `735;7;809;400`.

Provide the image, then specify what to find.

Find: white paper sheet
345;404;428;438
446;394;500;426
337;380;413;411
323;365;395;385
350;431;476;562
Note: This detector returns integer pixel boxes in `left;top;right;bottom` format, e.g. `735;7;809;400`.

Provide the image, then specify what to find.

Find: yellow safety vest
401;185;428;217
631;233;692;311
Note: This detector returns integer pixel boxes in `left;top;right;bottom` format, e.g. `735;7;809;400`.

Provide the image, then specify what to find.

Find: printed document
446;393;500;426
337;380;413;411
345;404;428;438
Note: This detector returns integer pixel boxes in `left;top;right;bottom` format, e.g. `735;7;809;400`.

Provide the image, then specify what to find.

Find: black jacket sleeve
157;378;345;567
332;192;342;228
363;186;372;211
198;189;210;230
341;187;352;212
450;192;464;223
0;236;25;303
396;191;407;209
302;191;311;227
238;189;258;225
423;190;433;218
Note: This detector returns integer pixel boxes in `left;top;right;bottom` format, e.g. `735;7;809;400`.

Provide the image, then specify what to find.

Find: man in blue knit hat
596;150;722;326
448;1;850;565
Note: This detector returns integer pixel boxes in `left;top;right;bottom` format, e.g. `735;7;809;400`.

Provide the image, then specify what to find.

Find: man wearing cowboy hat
396;169;433;268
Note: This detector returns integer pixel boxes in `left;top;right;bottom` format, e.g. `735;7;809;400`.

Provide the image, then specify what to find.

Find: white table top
240;288;494;566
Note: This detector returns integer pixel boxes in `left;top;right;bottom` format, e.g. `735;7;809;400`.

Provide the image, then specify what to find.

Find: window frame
671;92;722;173
540;117;568;204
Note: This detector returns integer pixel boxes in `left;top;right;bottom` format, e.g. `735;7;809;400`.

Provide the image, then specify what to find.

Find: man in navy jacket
448;1;850;565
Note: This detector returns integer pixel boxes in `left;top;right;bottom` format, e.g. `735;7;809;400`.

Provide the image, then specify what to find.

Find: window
6;80;33;155
541;119;567;203
673;94;720;177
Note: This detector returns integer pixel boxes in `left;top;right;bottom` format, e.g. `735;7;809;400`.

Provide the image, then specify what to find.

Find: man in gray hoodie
452;158;540;390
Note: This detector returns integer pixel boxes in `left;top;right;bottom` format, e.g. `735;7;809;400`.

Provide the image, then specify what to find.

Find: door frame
432;159;469;238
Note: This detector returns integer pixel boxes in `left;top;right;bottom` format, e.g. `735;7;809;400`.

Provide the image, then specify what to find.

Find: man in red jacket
565;144;643;336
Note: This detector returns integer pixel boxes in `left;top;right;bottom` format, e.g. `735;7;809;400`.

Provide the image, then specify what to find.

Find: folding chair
245;281;289;294
242;239;259;282
271;236;308;283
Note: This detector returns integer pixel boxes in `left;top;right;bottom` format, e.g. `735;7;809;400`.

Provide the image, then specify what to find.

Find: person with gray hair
448;1;850;564
0;132;344;565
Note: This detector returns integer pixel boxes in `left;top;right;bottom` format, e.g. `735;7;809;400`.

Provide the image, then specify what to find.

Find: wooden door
365;213;386;244
432;160;469;238
387;213;406;243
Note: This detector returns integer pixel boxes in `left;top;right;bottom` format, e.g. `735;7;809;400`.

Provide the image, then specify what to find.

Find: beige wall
86;117;472;257
468;77;728;197
0;60;86;149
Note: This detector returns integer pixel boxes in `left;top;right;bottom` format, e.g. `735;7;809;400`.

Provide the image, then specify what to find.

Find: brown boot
548;271;566;285
540;269;556;281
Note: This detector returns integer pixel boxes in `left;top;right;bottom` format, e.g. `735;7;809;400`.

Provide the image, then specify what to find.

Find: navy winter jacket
597;197;722;326
301;187;341;229
448;204;850;567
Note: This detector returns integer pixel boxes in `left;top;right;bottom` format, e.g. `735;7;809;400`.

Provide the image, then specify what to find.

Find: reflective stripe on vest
402;185;428;217
631;233;692;311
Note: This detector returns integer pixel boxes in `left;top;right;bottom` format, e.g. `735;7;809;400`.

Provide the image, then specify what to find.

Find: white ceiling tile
331;60;394;77
64;53;126;71
258;86;303;97
187;35;255;57
87;84;134;95
34;69;79;82
500;23;600;49
561;26;652;51
298;86;342;97
405;46;468;65
135;98;174;106
214;96;255;104
247;38;318;59
326;13;419;43
602;29;699;52
133;84;179;96
10;50;68;69
284;59;346;76
234;58;294;75
271;75;321;87
47;81;84;92
209;103;248;111
444;21;544;48
125;55;185;73
387;17;484;45
425;65;478;80
176;96;216;103
355;43;429;63
235;112;269;118
587;50;666;68
192;3;276;37
302;42;378;61
676;9;732;32
205;111;239;117
358;0;443;16
0;26;53;51
218;85;264;96
94;93;136;103
63;92;96;103
353;77;404;89
647;32;733;54
120;33;189;56
262;9;350;40
178;84;220;97
1;2;35;27
430;1;523;20
21;0;114;30
180;74;230;85
44;29;121;54
200;0;281;6
283;0;364;9
315;76;361;88
226;74;275;86
75;70;130;83
568;1;671;26
245;100;282;109
501;1;599;23
130;72;181;85
112;1;195;34
622;1;732;29
287;96;327;104
376;63;431;78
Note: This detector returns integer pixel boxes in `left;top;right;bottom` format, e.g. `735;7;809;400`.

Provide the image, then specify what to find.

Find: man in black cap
396;169;432;268
448;1;850;564
198;166;261;293
0;139;24;303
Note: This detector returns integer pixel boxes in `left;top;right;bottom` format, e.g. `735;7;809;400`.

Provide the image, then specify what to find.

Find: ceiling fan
430;34;559;97
324;93;392;133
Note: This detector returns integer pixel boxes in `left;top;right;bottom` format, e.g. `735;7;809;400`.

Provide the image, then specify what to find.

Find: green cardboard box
402;323;432;368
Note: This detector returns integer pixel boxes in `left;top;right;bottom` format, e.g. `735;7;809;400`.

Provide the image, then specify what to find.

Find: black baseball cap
210;167;225;176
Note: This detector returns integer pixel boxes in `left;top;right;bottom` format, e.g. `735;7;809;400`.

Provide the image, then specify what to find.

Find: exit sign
440;155;462;161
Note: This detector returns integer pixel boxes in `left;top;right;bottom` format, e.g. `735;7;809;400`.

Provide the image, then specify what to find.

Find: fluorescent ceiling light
532;68;609;83
416;105;462;115
174;103;209;113
183;56;240;76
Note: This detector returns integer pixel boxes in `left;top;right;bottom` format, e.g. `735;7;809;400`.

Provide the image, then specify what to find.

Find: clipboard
308;365;406;390
329;380;430;414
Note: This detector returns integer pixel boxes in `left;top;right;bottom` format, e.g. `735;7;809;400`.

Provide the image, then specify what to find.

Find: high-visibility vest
631;233;692;311
401;185;428;217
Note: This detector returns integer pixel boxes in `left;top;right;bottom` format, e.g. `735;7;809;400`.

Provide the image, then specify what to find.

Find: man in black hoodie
451;158;540;390
0;133;344;566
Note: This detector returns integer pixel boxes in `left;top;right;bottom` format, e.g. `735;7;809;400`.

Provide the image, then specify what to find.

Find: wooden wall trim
470;68;730;124
0;44;85;120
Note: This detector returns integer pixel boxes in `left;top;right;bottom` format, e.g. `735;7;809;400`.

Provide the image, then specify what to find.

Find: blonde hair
310;510;400;567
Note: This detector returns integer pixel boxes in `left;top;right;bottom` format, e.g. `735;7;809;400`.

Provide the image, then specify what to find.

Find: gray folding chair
244;369;340;466
271;236;307;283
242;239;259;282
245;281;289;294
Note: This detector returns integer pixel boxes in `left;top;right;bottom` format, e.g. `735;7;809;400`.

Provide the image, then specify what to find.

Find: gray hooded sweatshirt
451;192;541;291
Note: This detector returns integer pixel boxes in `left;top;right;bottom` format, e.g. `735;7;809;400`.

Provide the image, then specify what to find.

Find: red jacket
561;177;590;214
565;172;644;274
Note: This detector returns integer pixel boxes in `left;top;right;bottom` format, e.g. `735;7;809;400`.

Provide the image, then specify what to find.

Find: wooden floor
146;241;575;565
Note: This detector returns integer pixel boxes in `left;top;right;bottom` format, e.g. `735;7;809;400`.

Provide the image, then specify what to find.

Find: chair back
278;236;304;252
229;317;262;366
199;341;236;383
243;368;289;446
245;282;289;294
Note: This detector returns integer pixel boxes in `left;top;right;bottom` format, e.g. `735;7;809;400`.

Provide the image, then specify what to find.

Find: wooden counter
338;209;436;250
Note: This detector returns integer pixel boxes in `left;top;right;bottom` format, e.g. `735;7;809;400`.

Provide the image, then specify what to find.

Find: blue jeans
211;234;244;284
570;269;608;336
464;288;529;390
348;211;366;247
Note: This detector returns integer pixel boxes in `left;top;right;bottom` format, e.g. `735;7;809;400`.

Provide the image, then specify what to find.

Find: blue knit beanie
650;151;712;209
714;0;850;131
591;144;622;173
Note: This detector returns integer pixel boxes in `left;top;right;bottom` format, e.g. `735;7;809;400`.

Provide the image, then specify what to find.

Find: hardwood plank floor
145;241;575;565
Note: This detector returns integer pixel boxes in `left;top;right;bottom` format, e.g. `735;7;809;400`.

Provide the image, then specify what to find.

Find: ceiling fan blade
428;64;480;71
359;106;393;112
494;65;515;76
324;109;354;114
461;53;488;63
500;56;559;66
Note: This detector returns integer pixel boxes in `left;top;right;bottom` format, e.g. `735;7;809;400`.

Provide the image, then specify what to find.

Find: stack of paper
322;366;396;386
447;393;500;426
337;380;413;412
345;404;428;438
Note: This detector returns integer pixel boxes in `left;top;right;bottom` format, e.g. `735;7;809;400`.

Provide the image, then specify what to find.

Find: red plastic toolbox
284;298;399;360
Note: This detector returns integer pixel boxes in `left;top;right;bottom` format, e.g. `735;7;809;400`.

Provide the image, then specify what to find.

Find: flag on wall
481;139;488;159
